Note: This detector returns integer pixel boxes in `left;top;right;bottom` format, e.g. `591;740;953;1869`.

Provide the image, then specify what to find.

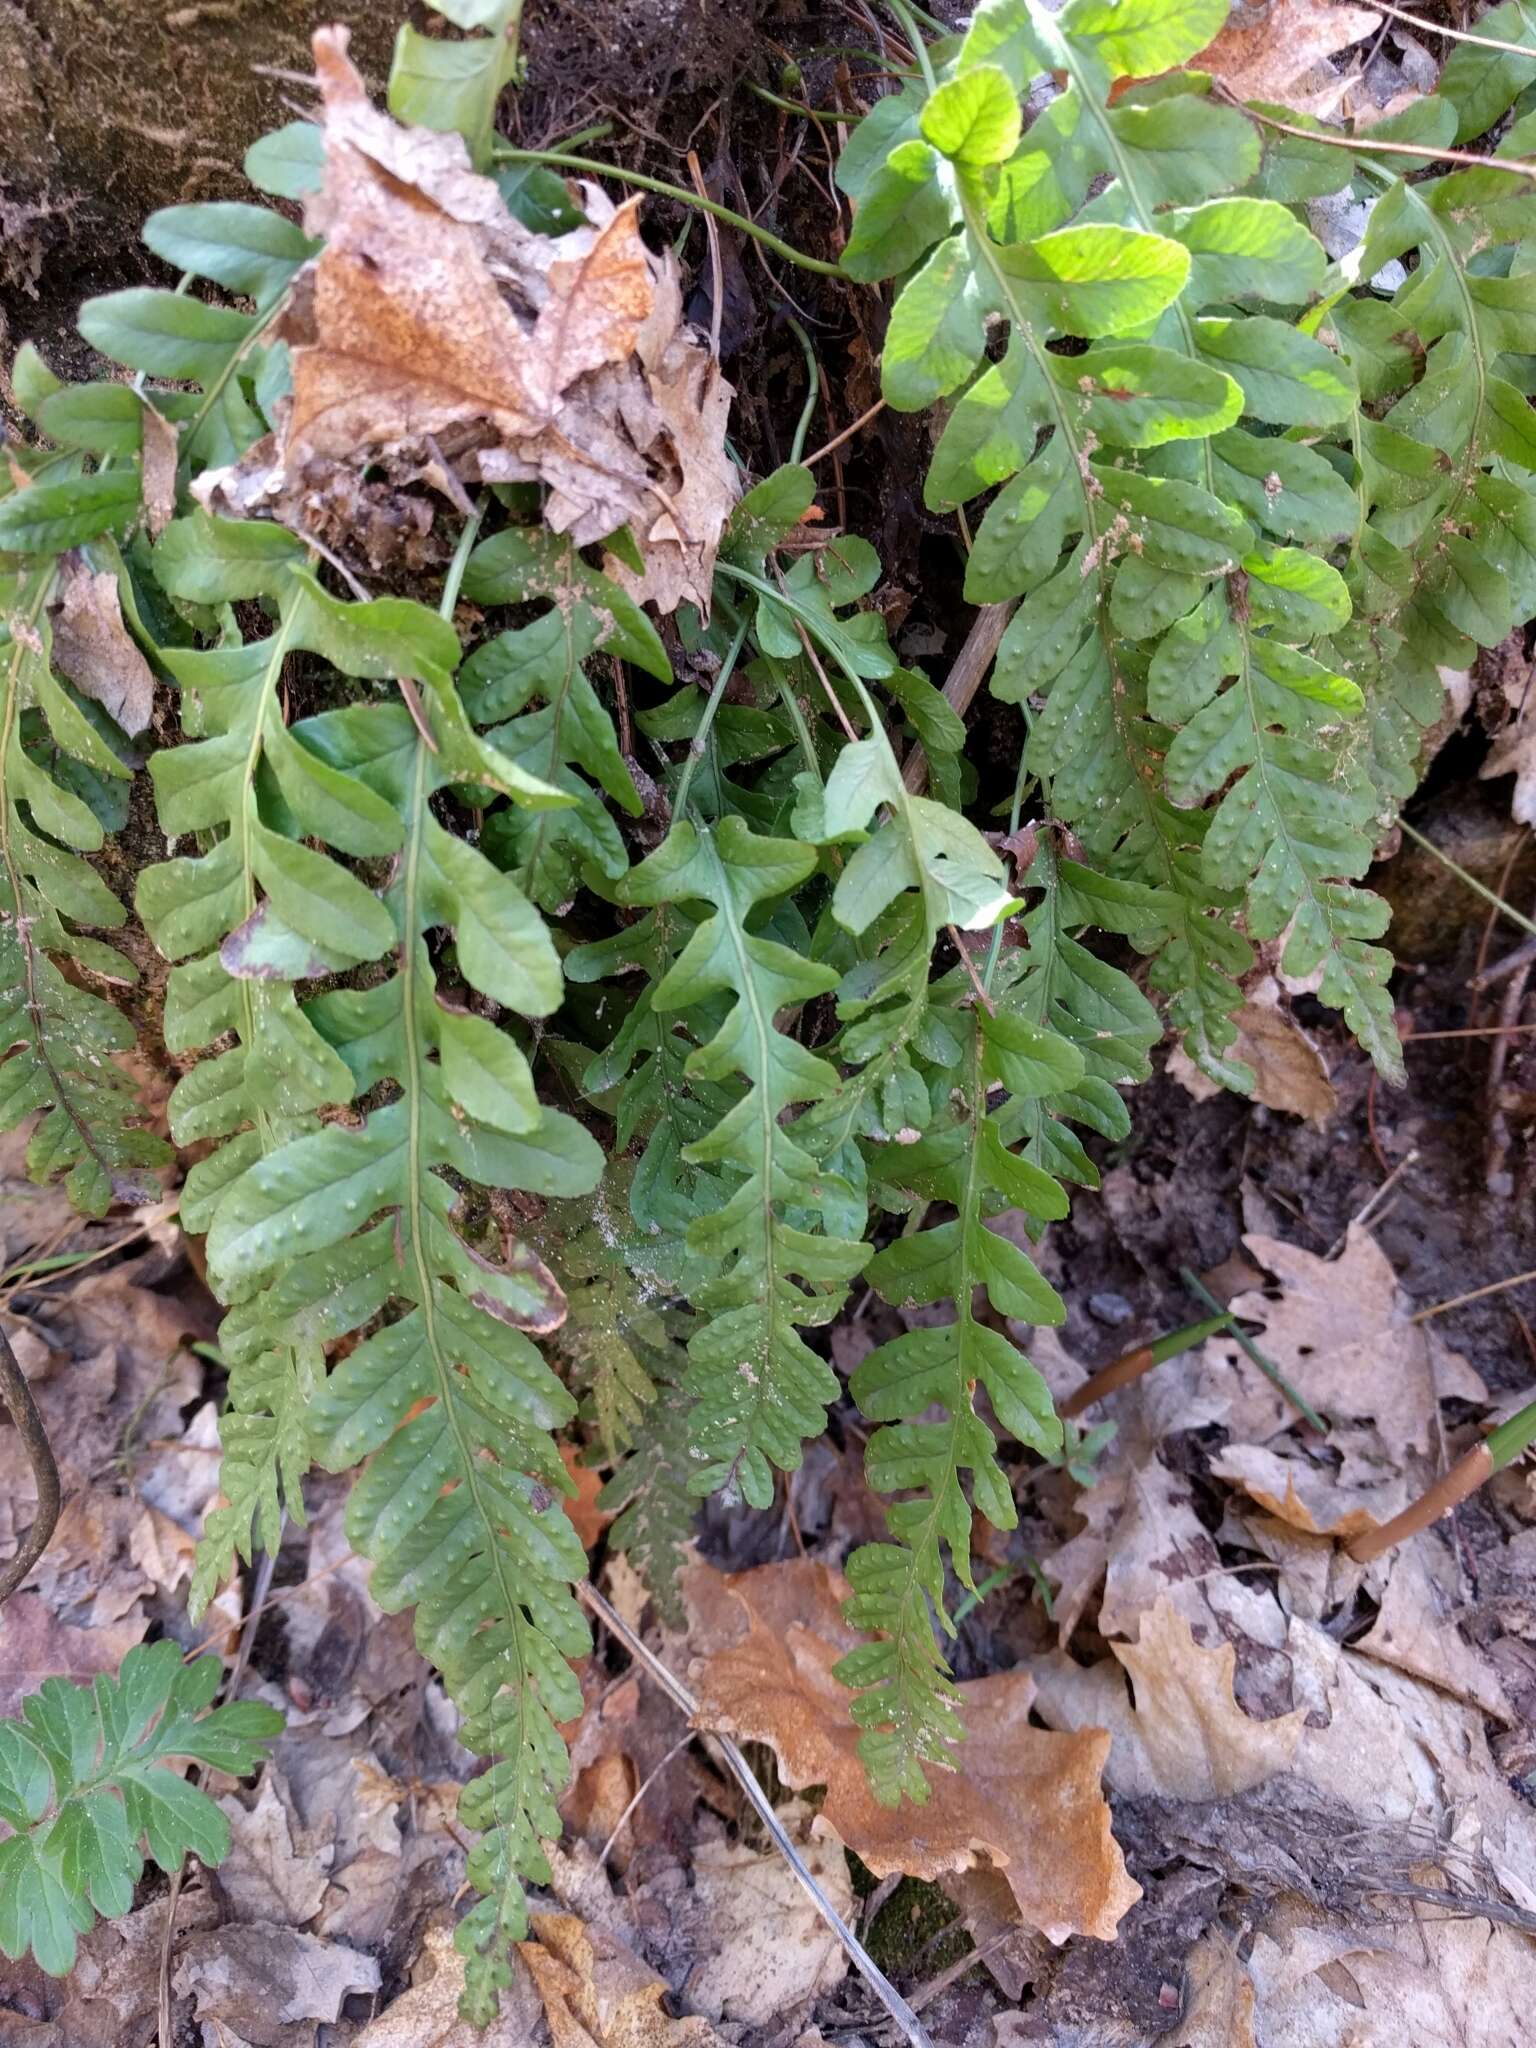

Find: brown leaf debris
200;26;735;611
685;1558;1141;1946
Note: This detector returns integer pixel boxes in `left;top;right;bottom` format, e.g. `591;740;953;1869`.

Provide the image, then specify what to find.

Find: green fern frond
204;626;598;2016
459;524;670;912
0;549;170;1214
77;197;313;467
618;816;869;1506
598;1367;697;1631
0;1643;280;1977
838;987;1072;1801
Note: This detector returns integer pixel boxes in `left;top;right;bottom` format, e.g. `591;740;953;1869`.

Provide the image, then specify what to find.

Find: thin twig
686;150;724;360
1398;819;1536;939
1412;1267;1536;1322
490;146;844;274
1215;85;1536;181
578;1582;935;2048
0;1319;61;1605
1369;0;1536;57
804;397;887;468
902;602;1015;796
790;615;861;742
161;1533;281;2048
597;1732;694;1866
1327;1146;1420;1257
949;927;996;1013
396;674;440;754
1472;935;1536;992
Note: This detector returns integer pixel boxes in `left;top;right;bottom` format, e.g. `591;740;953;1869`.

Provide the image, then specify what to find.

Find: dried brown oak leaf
1189;0;1382;108
1197;1224;1485;1453
1168;977;1336;1123
200;26;734;612
685;1559;1140;1945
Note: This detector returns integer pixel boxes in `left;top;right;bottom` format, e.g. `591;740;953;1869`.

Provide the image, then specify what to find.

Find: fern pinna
7;0;1536;2005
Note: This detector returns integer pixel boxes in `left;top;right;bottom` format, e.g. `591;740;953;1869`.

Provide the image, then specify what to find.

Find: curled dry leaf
199;27;735;611
48;554;156;735
685;1559;1141;1945
1353;1542;1513;1722
1211;1437;1404;1538
140;400;179;538
520;1912;726;2048
1031;1596;1305;1803
172;1923;381;2046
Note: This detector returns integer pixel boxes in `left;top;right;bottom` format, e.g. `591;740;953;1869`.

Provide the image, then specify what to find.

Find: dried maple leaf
48;554;156;735
203;27;734;610
0;1590;145;1721
686;1559;1140;1945
1190;0;1382;110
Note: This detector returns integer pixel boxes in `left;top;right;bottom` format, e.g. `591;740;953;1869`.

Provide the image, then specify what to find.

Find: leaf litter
8;12;1536;2047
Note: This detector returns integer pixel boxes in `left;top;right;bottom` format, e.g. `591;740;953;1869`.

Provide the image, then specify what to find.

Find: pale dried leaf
140;400;179;537
520;1912;727;2047
48;555;155;735
1231;1892;1536;2048
1354;1542;1513;1721
686;1560;1141;1944
1112;1598;1307;1800
354;1917;544;2045
1211;1439;1404;1537
1190;0;1382;108
1199;1225;1485;1452
685;1800;850;2023
216;1769;332;1927
173;1924;380;2047
1482;708;1536;823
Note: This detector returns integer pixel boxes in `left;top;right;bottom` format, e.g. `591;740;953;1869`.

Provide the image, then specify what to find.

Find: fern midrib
184;296;285;446
1224;588;1355;947
1390;174;1487;545
1062;66;1223;503
0;568;59;925
696;823;786;1490
954;187;1109;578
234;611;301;1157
397;736;537;1815
871;1023;993;1709
716;561;948;939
